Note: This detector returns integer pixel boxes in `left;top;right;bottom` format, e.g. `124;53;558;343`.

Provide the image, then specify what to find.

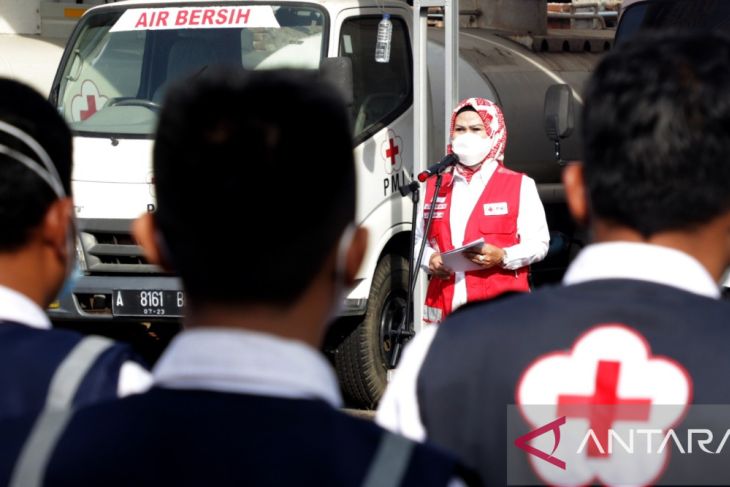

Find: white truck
4;0;604;407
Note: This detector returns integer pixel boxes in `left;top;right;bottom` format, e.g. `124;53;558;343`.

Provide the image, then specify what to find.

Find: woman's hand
463;244;505;269
429;253;453;279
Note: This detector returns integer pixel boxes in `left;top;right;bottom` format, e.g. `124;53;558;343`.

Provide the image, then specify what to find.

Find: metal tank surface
0;35;66;95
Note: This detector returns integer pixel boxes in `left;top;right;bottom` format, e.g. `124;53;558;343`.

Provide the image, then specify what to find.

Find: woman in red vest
417;98;549;324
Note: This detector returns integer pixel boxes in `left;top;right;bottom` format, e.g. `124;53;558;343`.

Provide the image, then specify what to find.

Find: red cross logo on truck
70;80;109;123
386;137;399;166
381;129;403;174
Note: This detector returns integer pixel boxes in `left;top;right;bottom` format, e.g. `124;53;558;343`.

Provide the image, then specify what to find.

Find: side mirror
544;84;575;165
320;56;354;107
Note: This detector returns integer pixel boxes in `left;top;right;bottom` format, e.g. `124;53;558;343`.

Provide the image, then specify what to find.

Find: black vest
0;388;467;486
417;279;730;485
0;320;145;419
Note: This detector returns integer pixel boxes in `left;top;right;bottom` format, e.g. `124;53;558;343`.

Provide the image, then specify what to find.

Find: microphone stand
390;172;444;368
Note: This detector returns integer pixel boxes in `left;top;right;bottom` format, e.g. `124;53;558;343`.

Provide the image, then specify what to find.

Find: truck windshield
54;5;327;137
617;0;730;43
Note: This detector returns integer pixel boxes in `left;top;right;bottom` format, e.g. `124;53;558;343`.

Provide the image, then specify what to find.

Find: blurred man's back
0;78;150;421
0;69;471;486
378;31;730;485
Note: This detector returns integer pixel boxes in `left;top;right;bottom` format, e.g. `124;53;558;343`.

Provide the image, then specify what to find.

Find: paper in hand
441;238;485;272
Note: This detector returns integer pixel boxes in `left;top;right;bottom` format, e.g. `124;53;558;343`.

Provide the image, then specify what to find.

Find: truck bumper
49;275;368;323
48;274;183;323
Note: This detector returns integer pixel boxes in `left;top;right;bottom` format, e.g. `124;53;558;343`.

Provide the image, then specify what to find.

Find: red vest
423;165;529;324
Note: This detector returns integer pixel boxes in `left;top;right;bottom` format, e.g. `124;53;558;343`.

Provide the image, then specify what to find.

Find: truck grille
78;219;162;274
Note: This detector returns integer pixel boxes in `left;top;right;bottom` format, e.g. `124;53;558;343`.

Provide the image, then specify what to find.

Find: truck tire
335;253;409;409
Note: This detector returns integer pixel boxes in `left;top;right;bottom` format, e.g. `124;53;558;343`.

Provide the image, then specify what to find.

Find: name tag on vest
484;202;508;216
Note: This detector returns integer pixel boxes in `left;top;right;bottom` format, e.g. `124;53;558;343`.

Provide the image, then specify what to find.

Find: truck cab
48;0;423;406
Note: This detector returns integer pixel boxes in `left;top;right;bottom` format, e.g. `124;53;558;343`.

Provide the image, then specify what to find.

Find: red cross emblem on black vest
557;360;652;457
516;325;692;485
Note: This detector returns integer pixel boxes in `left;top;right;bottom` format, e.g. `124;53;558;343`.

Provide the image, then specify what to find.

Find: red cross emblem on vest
516;325;692;486
557;360;652;458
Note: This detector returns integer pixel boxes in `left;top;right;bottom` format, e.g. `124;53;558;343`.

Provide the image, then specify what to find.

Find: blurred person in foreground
0;78;150;421
378;31;730;485
0;68;474;486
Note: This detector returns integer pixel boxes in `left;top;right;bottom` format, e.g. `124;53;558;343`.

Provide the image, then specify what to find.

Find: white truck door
334;8;415;288
329;7;418;407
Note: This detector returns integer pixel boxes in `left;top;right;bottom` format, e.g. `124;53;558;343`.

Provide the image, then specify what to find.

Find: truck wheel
335;254;409;409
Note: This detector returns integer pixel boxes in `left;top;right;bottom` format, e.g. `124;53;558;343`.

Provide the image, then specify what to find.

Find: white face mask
451;132;494;167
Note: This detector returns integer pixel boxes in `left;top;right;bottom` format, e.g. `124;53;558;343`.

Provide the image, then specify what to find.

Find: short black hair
582;30;730;236
0;79;72;251
154;68;355;306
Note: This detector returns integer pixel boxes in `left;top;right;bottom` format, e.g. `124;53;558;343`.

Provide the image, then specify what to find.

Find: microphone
417;153;459;182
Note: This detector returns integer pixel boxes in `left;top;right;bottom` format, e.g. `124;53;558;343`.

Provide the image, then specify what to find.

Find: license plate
112;290;185;318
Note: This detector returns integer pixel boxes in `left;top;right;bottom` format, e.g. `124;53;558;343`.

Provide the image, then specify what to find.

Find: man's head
565;31;730;276
135;68;366;327
0;78;74;305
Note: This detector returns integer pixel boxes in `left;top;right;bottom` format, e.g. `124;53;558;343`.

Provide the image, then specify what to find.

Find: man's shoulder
441;284;572;330
40;389;460;485
447;279;728;327
59;388;385;445
0;322;92;366
0;324;143;372
429;280;730;359
0;321;127;350
0;320;82;344
59;388;452;452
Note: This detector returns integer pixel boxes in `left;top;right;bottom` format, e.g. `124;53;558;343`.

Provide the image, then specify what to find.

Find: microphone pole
391;170;447;368
393;179;420;369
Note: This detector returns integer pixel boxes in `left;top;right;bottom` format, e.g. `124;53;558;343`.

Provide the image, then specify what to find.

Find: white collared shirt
377;242;722;440
563;242;721;298
0;284;152;397
153;327;342;406
414;161;549;315
0;285;51;330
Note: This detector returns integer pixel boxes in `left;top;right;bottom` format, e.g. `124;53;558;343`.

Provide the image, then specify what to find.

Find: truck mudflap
48;275;184;322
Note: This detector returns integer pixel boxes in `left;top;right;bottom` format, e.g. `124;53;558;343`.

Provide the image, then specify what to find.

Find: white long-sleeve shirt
415;161;550;313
